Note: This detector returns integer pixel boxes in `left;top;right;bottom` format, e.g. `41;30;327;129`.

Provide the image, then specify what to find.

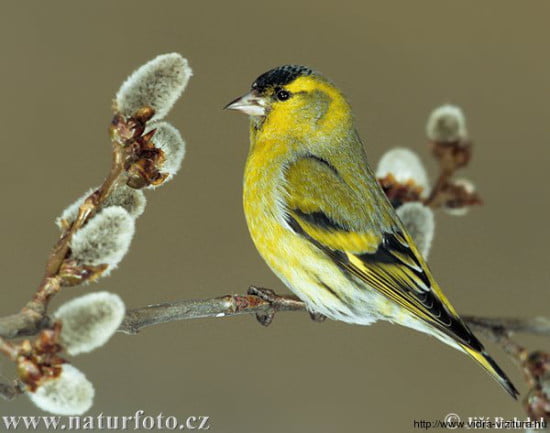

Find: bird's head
225;65;353;137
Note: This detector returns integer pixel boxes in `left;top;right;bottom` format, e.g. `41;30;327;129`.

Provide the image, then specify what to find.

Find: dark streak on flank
317;278;342;300
287;212;477;348
292;208;349;232
305;153;340;177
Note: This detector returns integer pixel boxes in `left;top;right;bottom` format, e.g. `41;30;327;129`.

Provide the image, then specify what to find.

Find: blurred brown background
1;1;549;431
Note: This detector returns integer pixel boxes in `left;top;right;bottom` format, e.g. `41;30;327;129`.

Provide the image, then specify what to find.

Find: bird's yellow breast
243;142;290;271
242;138;321;300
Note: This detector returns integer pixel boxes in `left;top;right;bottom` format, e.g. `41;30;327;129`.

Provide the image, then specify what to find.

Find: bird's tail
461;344;519;399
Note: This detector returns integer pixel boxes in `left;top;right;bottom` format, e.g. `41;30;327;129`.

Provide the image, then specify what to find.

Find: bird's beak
224;91;267;116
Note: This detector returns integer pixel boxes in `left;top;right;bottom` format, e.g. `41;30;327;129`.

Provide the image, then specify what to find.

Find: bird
225;64;518;398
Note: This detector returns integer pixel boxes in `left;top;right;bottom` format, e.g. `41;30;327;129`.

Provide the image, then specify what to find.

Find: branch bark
0;287;550;341
118;289;550;341
2;287;549;339
463;316;550;340
1;286;549;401
119;289;305;334
0;380;23;401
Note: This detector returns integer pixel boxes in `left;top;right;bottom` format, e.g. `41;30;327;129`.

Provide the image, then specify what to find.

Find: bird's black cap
252;65;313;93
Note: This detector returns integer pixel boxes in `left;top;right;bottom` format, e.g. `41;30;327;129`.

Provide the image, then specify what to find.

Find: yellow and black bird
225;65;518;398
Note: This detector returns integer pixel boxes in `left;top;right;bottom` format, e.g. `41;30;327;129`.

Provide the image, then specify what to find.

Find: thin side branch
464;316;550;340
117;289;550;340
1;287;549;402
119;289;304;334
0;380;23;401
2;288;549;340
0;110;155;340
0;337;19;360
0;312;52;339
2;136;128;341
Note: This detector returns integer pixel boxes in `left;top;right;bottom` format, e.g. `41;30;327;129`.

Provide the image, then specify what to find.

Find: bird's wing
283;154;478;348
284;154;519;399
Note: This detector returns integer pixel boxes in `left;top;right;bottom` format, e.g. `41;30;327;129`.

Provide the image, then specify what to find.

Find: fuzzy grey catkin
69;206;135;276
426;104;468;143
376;147;430;195
27;364;94;415
116;53;192;121
105;183;147;218
146;121;186;187
56;183;146;230
397;202;435;259
55;292;125;356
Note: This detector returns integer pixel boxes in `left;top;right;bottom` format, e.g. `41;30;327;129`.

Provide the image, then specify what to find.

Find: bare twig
119;288;304;334
3;127;129;342
464;316;550;339
1;287;550;401
0;312;52;339
423;140;482;210
0;380;24;401
0;337;19;360
0;109;155;341
116;289;550;341
2;288;549;340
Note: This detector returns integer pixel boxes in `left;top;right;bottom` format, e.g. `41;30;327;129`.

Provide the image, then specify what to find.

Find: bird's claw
247;286;278;326
308;311;327;322
247;286;277;302
246;286;308;327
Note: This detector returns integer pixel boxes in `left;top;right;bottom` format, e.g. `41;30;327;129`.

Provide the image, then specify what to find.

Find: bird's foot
247;286;277;326
247;286;306;327
308;311;327;322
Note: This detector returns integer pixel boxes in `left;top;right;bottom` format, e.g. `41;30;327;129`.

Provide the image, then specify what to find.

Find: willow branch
0;110;156;341
119;289;305;334
117;289;550;340
0;380;23;401
463;316;550;339
7;140;127;340
0;337;19;360
2;288;549;401
422;140;482;210
2;288;549;340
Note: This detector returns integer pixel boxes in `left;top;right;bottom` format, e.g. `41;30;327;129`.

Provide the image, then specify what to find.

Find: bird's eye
275;89;291;101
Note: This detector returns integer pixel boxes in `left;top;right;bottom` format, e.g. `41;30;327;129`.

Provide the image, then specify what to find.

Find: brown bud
16;357;42;391
133;106;155;123
141;128;156;145
35;323;62;354
378;174;424;209
525;351;550;380
59;260;109;286
125;142;168;189
16;325;66;391
20;339;32;355
430;141;472;174
109;113;135;144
